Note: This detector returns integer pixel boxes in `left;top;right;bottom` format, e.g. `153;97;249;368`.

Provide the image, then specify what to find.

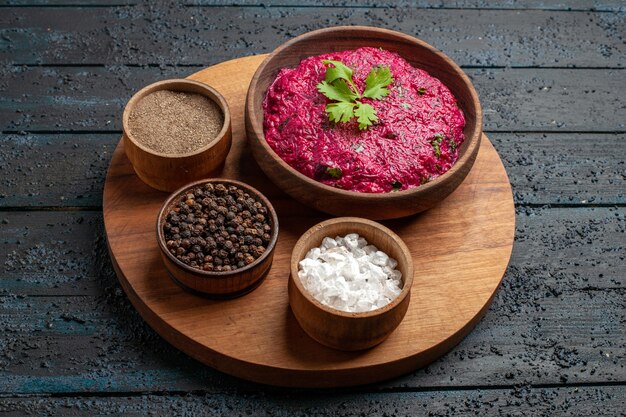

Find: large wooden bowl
123;79;232;192
157;178;279;298
245;26;482;220
289;217;414;351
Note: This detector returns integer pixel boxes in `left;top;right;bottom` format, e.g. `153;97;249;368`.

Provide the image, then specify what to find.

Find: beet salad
262;47;466;193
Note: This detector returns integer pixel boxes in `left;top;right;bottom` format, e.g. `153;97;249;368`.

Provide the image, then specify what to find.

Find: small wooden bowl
245;26;482;220
288;217;414;351
123;79;232;192
157;179;279;298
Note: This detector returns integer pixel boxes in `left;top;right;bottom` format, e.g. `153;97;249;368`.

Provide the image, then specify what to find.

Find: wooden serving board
103;55;515;388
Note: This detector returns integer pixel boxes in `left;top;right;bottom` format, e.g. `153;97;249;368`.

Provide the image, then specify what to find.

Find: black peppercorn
215;184;227;195
163;182;273;272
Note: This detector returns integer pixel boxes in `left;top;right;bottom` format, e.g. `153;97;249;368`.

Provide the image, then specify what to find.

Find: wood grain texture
103;55;514;387
1;6;624;67
2;208;623;297
1;205;623;396
2;0;624;10
1;0;624;414
2;259;623;393
190;1;626;11
0;0;135;4
288;217;414;350
245;27;482;219
4;67;625;134
2;132;624;208
1;385;625;417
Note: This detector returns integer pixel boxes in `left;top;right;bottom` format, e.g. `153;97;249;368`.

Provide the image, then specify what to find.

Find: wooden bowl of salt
288;217;414;351
122;79;232;192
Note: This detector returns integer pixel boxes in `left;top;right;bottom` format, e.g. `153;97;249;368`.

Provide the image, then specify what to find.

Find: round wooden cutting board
103;55;515;388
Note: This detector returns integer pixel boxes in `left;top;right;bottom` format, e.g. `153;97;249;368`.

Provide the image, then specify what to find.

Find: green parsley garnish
325;167;343;179
417;87;426;95
430;134;444;158
391;180;402;192
316;59;393;130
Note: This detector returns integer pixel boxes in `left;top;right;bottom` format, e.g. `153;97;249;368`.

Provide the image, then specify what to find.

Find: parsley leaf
391;180;402;191
316;80;356;103
326;167;343;179
322;60;354;85
363;66;393;99
354;102;377;130
322;60;360;99
325;101;356;124
430;134;444;158
316;58;394;130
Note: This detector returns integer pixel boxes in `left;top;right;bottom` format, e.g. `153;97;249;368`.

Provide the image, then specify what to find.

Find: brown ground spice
128;89;224;154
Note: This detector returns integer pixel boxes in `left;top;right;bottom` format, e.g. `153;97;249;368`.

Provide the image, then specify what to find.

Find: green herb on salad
430;133;444;158
316;59;394;130
325;166;343;179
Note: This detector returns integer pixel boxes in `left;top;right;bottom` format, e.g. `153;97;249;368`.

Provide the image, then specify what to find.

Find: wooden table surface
0;1;624;415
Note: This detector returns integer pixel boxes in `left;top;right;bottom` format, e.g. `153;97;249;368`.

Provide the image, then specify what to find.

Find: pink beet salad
262;47;466;193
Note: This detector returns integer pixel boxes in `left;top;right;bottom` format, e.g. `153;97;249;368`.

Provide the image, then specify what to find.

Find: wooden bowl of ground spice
157;178;279;298
123;79;232;192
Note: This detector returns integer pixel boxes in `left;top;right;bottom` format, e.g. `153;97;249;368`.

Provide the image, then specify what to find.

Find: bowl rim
123;78;231;159
156;178;279;278
290;216;414;318
246;25;483;201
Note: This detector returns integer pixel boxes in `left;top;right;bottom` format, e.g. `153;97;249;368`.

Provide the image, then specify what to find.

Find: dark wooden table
1;1;624;415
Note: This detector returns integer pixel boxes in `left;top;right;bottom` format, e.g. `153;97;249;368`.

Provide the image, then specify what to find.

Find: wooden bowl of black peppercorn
157;178;279;298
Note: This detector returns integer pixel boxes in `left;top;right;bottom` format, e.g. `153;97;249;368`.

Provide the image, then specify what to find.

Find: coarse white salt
297;233;403;313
